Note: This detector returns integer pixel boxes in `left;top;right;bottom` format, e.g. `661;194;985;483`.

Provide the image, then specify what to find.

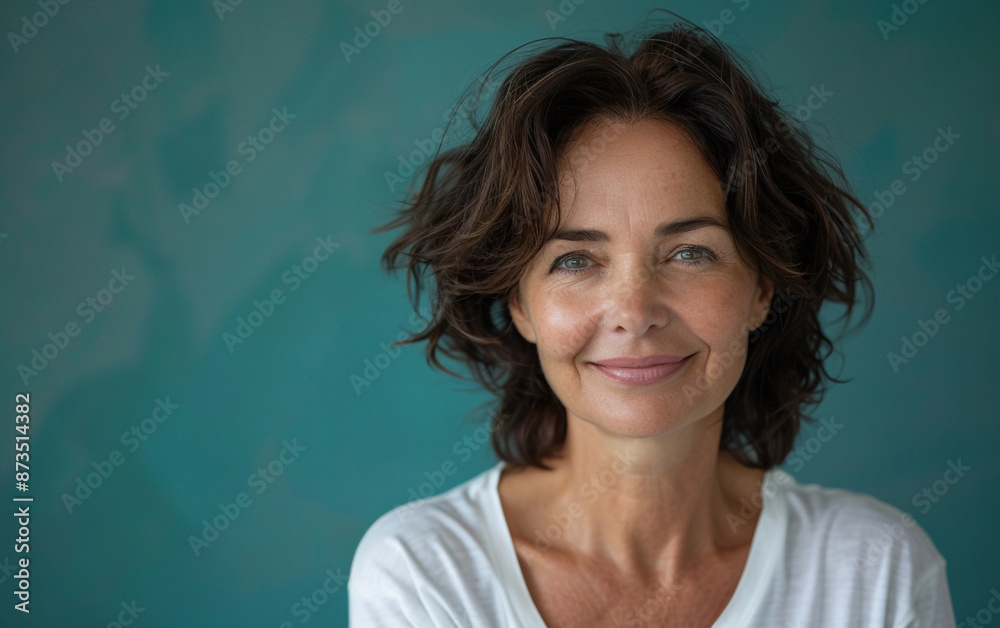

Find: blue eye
550;246;716;274
552;254;592;273
674;246;715;265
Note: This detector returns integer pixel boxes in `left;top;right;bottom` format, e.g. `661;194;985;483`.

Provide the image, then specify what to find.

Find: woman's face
508;117;774;438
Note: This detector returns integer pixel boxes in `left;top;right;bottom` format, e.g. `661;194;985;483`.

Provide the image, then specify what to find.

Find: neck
528;406;764;580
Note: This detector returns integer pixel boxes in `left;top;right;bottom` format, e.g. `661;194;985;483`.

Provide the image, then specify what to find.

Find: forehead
553;118;727;228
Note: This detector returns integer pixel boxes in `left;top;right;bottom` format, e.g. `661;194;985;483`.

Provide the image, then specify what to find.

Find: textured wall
1;0;997;624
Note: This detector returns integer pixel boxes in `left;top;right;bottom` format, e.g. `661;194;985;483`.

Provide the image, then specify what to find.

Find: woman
349;13;956;627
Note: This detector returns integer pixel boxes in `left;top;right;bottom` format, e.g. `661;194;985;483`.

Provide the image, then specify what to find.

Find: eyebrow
547;216;729;243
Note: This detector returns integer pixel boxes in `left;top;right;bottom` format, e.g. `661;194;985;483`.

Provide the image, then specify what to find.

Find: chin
572;399;693;438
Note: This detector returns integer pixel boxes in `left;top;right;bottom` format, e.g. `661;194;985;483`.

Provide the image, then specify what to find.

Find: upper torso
348;461;956;627
496;456;763;627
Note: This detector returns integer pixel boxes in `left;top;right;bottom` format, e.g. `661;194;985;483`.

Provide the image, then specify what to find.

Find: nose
604;255;671;336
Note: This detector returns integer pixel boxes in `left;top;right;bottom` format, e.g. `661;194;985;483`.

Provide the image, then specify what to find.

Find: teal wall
1;0;997;625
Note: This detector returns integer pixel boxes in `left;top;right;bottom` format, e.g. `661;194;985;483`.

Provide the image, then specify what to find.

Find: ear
750;273;776;330
507;288;536;344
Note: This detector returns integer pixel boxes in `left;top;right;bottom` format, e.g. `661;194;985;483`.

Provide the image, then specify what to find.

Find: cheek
531;293;598;363
687;281;753;390
683;278;753;341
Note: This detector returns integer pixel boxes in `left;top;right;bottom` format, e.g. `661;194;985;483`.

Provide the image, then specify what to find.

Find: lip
592;354;690;368
590;354;692;385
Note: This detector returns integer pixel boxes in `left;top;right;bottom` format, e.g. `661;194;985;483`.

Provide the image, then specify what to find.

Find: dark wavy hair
373;11;875;471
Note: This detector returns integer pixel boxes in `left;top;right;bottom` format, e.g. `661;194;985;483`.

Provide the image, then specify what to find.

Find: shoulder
349;463;500;589
759;471;956;624
347;464;507;626
770;470;948;594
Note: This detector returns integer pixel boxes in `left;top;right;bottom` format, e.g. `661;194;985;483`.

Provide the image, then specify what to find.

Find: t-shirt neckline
481;460;789;628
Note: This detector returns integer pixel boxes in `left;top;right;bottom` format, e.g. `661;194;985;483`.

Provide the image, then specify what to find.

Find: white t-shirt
348;461;956;627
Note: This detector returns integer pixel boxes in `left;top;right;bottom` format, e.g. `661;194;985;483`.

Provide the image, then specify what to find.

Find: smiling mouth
590;355;692;385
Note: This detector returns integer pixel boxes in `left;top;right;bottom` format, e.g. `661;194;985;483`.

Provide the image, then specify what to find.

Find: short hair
374;11;875;471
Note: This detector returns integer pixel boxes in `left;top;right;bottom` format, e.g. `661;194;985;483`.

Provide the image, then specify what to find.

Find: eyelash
550;246;717;274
